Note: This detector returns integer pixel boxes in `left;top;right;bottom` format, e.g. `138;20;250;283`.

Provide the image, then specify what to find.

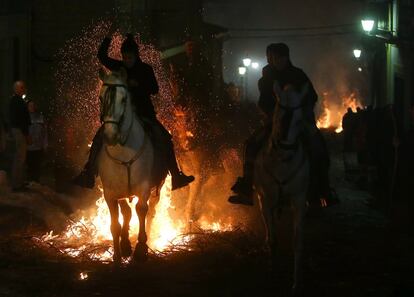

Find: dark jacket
258;62;318;124
98;37;159;119
258;64;276;118
9;95;30;135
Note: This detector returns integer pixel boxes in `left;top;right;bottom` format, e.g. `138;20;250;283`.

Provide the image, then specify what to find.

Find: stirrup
172;172;194;190
228;193;254;206
231;177;251;194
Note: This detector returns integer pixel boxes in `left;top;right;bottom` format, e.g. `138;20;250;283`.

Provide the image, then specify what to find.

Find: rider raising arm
97;35;159;119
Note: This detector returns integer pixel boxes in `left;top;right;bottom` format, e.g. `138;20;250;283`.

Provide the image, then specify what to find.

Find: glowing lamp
353;49;362;59
251;62;259;69
242;58;251;67
238;66;247;75
361;19;375;33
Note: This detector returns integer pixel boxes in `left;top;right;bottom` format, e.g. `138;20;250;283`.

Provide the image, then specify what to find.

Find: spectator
342;107;354;152
9;81;31;191
26;100;48;183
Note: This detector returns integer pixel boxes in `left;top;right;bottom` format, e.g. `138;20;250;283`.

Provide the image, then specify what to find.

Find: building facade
365;0;414;134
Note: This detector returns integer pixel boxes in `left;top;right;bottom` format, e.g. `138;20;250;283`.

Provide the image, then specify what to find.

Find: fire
79;272;88;280
40;174;232;261
148;175;187;250
43;23;236;262
316;92;363;133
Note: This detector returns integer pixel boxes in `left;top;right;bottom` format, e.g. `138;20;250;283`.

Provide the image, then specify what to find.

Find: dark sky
203;0;366;101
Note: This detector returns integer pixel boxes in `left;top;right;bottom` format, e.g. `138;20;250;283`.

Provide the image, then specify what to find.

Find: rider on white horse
73;34;194;190
229;43;338;207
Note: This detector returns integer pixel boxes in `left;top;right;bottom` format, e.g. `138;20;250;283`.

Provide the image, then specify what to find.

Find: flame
79;272;88;280
148;175;187;250
41;174;232;261
44;24;235;261
316;92;363;133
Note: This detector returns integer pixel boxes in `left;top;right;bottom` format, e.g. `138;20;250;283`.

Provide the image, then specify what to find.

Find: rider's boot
228;161;254;206
166;141;194;190
228;135;261;206
72;128;103;189
228;177;254;206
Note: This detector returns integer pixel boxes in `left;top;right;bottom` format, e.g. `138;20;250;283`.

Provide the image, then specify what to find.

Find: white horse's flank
97;69;155;263
254;83;310;294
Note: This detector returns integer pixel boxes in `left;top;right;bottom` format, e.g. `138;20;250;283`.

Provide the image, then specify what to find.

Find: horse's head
99;68;131;146
272;82;309;146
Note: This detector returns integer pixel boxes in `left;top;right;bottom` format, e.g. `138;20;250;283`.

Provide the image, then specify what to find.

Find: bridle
100;82;133;145
100;81;148;198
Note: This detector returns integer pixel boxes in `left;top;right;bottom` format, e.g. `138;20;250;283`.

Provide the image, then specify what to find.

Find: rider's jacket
98;37;159;120
9;94;31;136
258;62;318;125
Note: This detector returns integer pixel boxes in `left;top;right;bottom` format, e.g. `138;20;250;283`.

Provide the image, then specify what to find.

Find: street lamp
239;58;260;101
242;58;252;67
251;62;259;69
361;19;375;33
238;66;247;100
353;49;362;59
238;66;247;75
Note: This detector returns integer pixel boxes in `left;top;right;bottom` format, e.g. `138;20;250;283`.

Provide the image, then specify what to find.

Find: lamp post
238;57;260;101
238;66;247;100
359;17;377;106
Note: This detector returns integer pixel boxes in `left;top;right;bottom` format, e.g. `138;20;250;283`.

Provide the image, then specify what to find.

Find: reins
105;132;148;198
101;81;148;197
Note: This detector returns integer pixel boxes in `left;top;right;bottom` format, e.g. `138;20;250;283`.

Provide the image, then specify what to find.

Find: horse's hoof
133;243;148;263
112;255;122;266
120;239;132;257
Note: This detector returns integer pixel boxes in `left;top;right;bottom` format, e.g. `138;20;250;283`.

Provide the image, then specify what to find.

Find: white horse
254;82;310;295
97;69;166;263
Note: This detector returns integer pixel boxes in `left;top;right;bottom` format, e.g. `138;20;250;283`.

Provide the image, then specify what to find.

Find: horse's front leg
146;191;160;238
119;199;132;258
106;198;121;264
184;151;203;232
134;190;150;262
258;192;277;267
292;191;307;296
